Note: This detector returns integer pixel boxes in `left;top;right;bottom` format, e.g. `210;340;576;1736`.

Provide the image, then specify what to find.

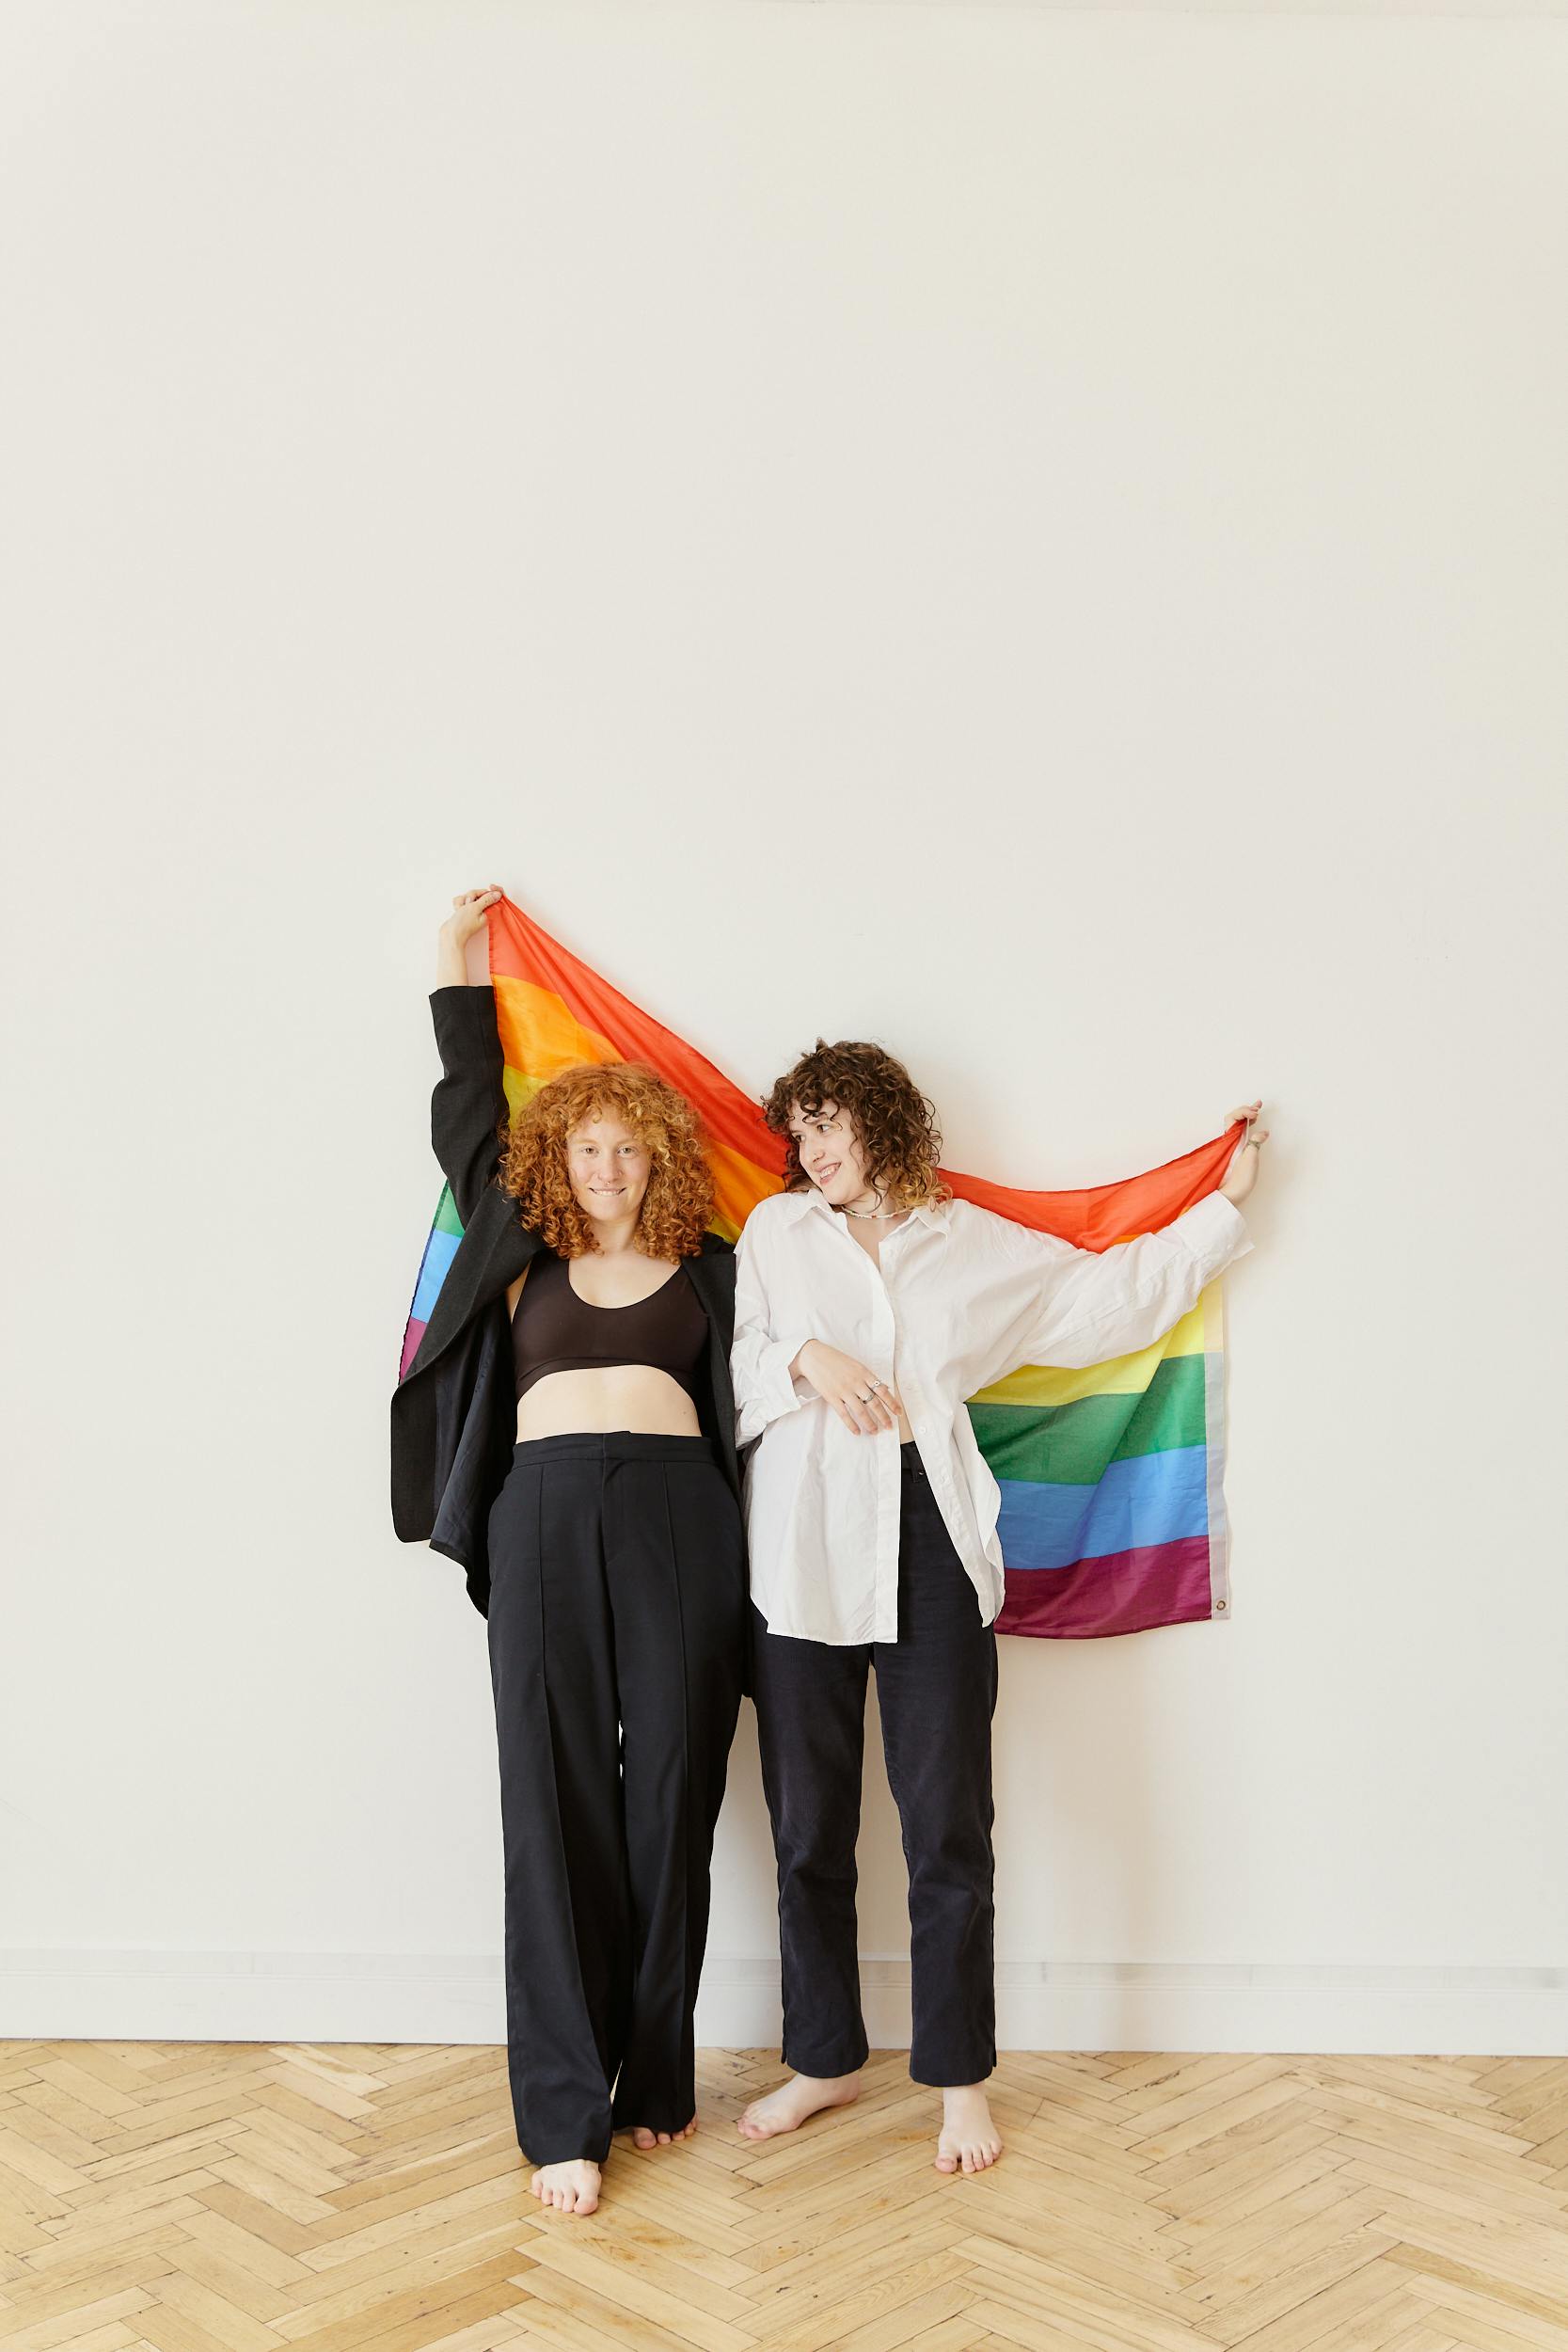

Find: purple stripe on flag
398;1316;429;1381
996;1534;1215;1639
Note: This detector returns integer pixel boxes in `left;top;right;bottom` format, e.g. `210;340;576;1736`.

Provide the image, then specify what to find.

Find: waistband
511;1431;721;1466
900;1439;927;1477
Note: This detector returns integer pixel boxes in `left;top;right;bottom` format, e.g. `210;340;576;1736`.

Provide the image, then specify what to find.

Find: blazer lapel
404;1190;540;1385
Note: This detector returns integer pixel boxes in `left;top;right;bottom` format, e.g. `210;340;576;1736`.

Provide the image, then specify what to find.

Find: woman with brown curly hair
731;1039;1267;2175
404;888;748;2218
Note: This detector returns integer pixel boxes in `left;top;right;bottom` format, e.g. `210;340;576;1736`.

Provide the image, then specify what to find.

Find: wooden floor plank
0;2046;1562;2352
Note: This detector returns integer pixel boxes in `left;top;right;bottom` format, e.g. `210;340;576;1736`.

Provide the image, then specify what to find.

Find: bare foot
935;2084;1003;2175
529;2156;601;2214
736;2070;862;2141
626;2117;697;2151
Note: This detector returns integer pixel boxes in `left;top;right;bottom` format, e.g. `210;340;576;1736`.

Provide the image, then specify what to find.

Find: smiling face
565;1113;654;1229
763;1040;943;1216
786;1100;879;1212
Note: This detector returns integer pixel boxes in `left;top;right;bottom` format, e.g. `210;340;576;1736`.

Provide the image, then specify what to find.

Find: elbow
732;1391;767;1452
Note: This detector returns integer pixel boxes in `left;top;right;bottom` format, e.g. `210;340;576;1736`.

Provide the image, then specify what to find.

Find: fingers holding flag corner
1221;1099;1269;1205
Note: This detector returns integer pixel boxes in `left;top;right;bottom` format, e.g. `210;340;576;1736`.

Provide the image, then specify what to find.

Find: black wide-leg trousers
485;1432;746;2166
751;1442;1000;2088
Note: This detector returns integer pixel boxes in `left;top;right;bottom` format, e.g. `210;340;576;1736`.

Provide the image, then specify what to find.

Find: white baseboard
3;1952;1565;2056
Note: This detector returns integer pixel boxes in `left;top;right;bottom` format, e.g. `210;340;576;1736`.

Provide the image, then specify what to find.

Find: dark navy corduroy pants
750;1441;1000;2088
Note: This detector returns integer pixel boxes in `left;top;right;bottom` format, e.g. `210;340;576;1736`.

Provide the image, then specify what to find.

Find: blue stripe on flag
996;1444;1211;1571
410;1227;461;1322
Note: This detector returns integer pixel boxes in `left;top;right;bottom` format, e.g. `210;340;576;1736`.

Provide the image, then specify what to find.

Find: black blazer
390;984;744;1620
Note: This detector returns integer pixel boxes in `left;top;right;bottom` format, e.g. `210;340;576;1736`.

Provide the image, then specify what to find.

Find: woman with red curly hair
731;1038;1268;2177
398;888;748;2219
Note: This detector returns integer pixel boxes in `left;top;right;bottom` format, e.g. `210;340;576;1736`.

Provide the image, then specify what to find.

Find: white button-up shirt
731;1185;1253;1645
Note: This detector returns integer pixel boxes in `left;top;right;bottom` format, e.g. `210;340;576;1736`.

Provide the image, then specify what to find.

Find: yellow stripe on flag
970;1296;1213;1408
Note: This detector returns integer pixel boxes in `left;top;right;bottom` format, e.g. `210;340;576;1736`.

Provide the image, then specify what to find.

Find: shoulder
734;1188;813;1258
942;1195;1073;1264
933;1196;1008;1247
468;1184;544;1249
694;1231;736;1290
741;1187;810;1232
505;1203;551;1256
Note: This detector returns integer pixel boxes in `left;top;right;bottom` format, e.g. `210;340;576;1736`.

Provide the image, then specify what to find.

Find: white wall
4;0;1565;2057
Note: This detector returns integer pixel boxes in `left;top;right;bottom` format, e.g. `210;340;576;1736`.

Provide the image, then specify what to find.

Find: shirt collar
907;1196;953;1230
776;1185;952;1232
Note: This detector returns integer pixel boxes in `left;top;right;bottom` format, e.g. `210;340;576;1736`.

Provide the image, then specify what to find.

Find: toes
935;2152;958;2172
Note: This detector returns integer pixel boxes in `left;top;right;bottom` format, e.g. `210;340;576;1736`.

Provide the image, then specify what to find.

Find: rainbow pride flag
400;897;1248;1638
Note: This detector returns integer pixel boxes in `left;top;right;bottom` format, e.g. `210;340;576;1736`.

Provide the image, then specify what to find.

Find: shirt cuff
768;1333;816;1410
740;1332;815;1436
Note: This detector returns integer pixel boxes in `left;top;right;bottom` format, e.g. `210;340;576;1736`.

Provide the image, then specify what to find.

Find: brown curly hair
762;1040;949;1211
499;1061;715;1259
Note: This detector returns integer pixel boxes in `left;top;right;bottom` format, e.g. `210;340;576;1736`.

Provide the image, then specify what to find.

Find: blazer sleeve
429;985;510;1226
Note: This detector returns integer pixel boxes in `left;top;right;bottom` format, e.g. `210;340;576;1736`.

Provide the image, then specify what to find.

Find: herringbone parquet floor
2;2042;1566;2352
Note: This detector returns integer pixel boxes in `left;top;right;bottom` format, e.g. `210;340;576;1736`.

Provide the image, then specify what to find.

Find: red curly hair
498;1061;714;1259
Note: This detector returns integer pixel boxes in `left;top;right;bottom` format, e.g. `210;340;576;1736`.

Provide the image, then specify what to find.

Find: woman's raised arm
962;1104;1270;1381
429;886;508;1223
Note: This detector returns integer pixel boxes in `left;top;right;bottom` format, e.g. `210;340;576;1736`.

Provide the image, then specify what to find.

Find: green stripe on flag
969;1353;1207;1484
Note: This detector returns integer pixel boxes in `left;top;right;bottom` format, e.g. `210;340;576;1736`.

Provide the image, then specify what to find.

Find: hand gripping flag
400;896;1249;1638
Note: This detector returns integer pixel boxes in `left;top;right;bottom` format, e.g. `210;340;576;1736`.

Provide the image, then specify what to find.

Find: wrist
435;934;471;988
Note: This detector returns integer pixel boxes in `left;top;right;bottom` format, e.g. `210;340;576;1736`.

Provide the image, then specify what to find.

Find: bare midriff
514;1364;702;1442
